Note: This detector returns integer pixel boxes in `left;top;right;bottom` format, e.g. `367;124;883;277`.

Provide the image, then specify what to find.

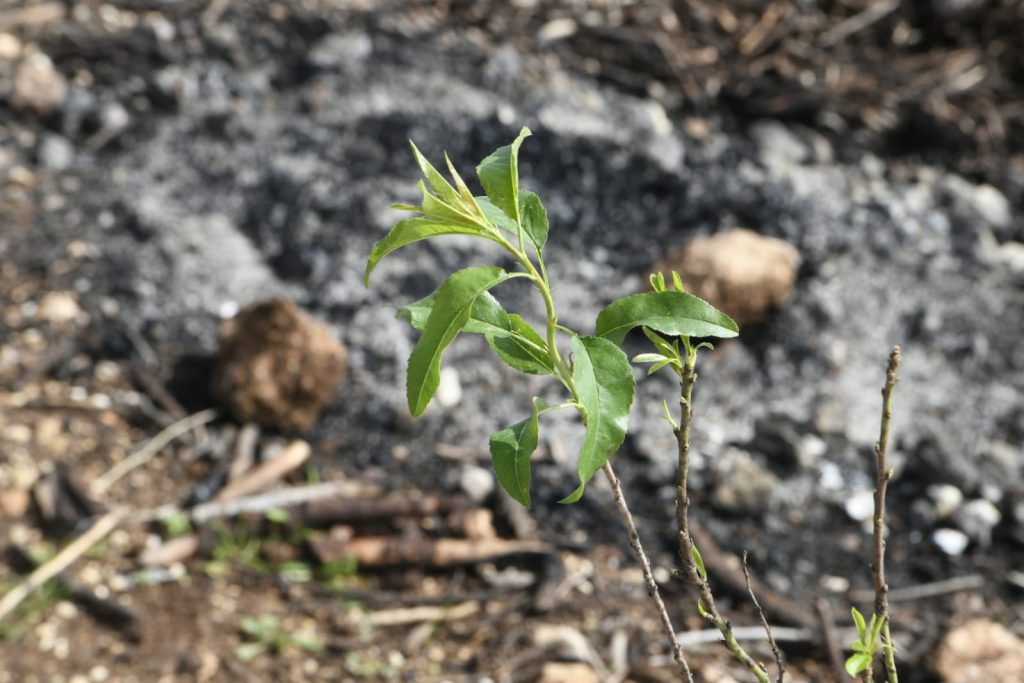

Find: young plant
848;347;901;683
365;128;740;680
235;613;322;662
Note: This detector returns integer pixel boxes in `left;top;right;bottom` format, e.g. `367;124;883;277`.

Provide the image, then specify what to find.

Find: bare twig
674;354;770;683
819;0;901;47
91;408;219;494
743;552;784;683
675;625;853;648
602;462;694;683
873;346;901;683
135;479;375;525
365;600;480;627
214;440;310;501
850;574;982;603
0;508;125;622
816;598;847;683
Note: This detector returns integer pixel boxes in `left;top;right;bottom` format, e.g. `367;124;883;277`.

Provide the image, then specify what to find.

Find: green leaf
632;353;669;364
444;152;482;211
519;190;549;249
235;643;266;662
869;613;886;643
476;127;531;223
845;652;873;677
488;314;553;375
851;607;867;636
290;633;323;653
489;398;544;508
400;290;511;337
476;196;518;233
642;327;678;358
671;271;686;292
560;336;635;503
417;181;478;226
597;291;739;344
410;140;463;209
365;218;485;285
407;267;510;416
691;545;708;582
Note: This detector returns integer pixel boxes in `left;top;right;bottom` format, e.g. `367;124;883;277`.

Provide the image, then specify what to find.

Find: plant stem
602;462;694;683
873;347;901;683
675;351;770;683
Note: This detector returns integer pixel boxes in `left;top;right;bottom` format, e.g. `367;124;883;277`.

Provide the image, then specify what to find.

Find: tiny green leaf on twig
691;545;708;582
596;291;739;344
845;652;874;677
406;267;511;416
559;336;635;503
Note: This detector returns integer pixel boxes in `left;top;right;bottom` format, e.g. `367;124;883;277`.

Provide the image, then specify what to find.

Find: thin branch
91;408;219;494
674;354;770;683
0;508;125;621
873;346;901;683
743;551;784;683
601;462;694;683
816;598;847;683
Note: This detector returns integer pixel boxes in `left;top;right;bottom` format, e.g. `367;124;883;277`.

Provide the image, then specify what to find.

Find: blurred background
1;1;1023;681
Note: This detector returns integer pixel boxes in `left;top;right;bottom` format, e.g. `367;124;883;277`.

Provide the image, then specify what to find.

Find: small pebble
954;499;1001;546
927;483;963;519
933;528;970;556
844;490;875;522
459;465;494;502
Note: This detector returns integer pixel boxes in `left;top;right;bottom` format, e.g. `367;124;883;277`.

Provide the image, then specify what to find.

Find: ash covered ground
2;1;1023;681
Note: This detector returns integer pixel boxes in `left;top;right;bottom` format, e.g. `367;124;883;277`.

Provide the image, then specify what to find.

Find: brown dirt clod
213;299;347;432
652;228;799;325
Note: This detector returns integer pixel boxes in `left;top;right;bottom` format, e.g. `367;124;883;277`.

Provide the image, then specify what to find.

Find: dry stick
816;598;848;683
601;462;694;683
0;508;125;622
91;408;219;494
743;552;784;683
873;347;901;683
675;355;770;683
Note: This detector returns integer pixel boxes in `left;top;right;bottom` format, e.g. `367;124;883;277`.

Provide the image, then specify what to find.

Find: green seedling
846;607;888;680
235;613;322;662
366;128;901;683
366;126;737;508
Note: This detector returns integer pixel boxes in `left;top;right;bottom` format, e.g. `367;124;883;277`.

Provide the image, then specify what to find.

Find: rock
748;415;821;469
652;229;799;325
0;33;21;61
953;498;1001;546
751;121;808;170
933;528;970;556
10;52;67;114
844;490;875;523
538;662;599;683
436;366;462;408
307;32;373;73
37;291;84;325
38;134;75;170
933;619;1024;683
1014;498;1024;527
927;484;963;520
941;174;1012;237
712;448;777;515
537;662;599;683
459;465;494;502
213;299;347;432
0;489;30;518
